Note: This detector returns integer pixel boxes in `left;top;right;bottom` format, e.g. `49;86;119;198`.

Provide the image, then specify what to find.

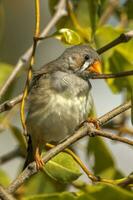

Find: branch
6;100;131;194
118;174;133;187
0;0;67;99
0;29;133;112
0;147;23;165
93;129;133;146
90;70;133;79
97;30;133;54
0;185;16;200
20;0;41;135
98;101;131;125
104;126;133;137
98;0;119;26
0;94;22;113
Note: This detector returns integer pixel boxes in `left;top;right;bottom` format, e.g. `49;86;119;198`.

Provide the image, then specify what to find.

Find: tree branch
0;0;67;100
97;30;133;54
93;129;133;146
6;100;131;194
0;94;22;113
118;174;133;187
0;186;16;200
98;0;119;26
0;147;23;165
90;70;133;79
98;101;131;125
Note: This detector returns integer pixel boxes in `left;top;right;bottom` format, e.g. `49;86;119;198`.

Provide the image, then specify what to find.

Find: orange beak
88;60;102;74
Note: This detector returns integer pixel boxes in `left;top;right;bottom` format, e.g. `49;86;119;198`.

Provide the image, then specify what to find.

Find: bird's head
62;45;102;76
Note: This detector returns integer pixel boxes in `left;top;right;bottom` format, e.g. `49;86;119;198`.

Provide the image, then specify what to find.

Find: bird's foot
77;118;100;130
87;118;100;129
35;147;44;170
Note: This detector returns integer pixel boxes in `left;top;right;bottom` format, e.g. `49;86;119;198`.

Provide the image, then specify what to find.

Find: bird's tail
23;135;34;170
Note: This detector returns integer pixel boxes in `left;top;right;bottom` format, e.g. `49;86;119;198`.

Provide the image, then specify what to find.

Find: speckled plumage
24;45;101;169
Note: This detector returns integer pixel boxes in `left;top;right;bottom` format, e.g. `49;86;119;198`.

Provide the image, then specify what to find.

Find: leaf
49;28;83;45
49;0;100;41
43;152;81;183
124;0;133;20
23;172;65;197
22;192;78;200
95;26;133;97
95;26;121;58
87;0;100;33
21;184;133;200
86;184;133;200
87;137;115;175
0;63;13;88
131;89;133;125
106;50;133;94
0;169;10;186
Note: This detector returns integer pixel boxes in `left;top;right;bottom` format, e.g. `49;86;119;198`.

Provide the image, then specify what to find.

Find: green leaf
87;0;99;33
106;50;133;94
86;184;133;200
49;28;83;45
124;0;133;20
44;152;81;183
49;0;100;41
0;169;10;186
22;192;78;200
95;26;121;58
131;89;133;125
87;137;115;175
95;26;133;97
23;172;65;197
0;63;13;88
21;184;133;200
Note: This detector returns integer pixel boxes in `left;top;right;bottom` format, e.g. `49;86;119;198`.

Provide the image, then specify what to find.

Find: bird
24;44;102;170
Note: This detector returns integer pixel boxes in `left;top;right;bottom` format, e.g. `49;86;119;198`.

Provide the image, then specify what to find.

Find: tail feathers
23;135;34;170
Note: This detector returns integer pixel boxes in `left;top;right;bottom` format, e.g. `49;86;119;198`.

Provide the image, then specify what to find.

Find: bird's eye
84;54;90;60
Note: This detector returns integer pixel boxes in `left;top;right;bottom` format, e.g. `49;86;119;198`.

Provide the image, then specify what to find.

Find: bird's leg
35;146;44;170
77;118;100;130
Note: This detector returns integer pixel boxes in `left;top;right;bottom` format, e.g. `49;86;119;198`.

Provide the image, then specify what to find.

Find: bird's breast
27;72;92;143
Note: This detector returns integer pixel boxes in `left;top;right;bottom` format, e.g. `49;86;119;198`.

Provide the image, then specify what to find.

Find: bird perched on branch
24;45;101;169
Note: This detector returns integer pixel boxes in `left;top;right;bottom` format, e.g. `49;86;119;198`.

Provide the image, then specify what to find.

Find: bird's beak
88;60;102;74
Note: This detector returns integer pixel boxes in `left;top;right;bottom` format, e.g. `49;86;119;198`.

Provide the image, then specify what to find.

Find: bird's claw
35;147;44;170
87;118;100;129
35;157;44;170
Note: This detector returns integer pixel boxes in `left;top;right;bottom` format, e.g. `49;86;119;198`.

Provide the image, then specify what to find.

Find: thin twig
90;70;133;79
46;143;98;182
93;129;133;146
97;30;133;54
0;72;132;114
20;0;41;135
0;95;22;113
0;0;67;100
0;185;16;200
98;0;119;26
6;100;131;194
0;29;133;111
118;174;133;187
105;126;133;137
0;147;23;165
98;101;131;125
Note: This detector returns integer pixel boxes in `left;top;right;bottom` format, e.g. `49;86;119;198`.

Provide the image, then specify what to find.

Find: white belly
27;93;92;143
